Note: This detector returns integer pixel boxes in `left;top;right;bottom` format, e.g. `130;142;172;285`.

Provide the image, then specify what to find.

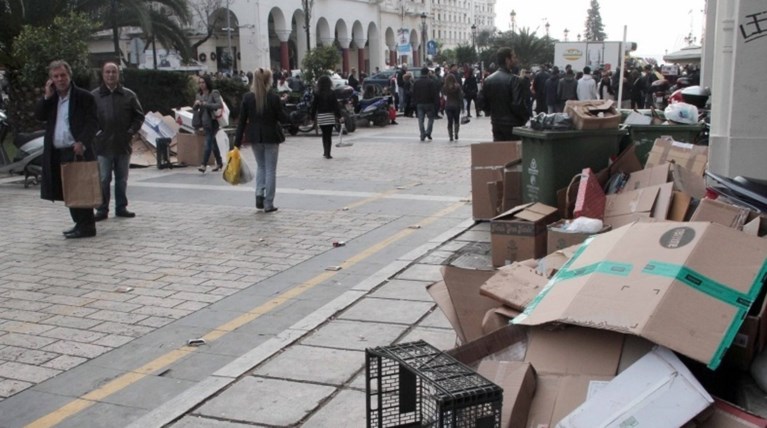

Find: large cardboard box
491;203;560;267
559;346;713;428
471;142;522;220
691;198;753;229
603;182;673;228
477;361;535;428
564;100;621;130
645;136;709;176
514;222;767;369
479;260;548;311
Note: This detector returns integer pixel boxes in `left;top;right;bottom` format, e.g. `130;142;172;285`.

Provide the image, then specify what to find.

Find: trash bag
529;112;574;131
223;147;241;185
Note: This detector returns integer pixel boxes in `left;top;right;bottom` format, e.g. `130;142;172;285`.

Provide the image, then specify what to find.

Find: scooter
282;89;316;135
0;110;44;187
334;85;357;134
355;94;390;127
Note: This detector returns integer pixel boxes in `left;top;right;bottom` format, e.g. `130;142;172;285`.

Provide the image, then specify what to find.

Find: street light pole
564;28;569;42
420;12;427;65
471;24;476;58
226;0;232;73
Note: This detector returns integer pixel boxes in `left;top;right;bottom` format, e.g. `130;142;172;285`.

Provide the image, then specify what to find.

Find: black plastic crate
366;340;502;428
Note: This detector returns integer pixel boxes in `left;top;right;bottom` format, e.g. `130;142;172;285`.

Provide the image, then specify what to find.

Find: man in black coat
479;48;531;141
34;60;99;239
411;67;439;141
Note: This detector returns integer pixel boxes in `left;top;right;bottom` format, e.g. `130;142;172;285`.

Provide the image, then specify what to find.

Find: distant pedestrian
462;71;479;117
402;72;414;118
35;60;99;239
310;75;343;159
545;67;561;113
557;68;578;111
442;73;464;141
193;75;224;173
532;65;550;114
576;66;598;100
91;62;144;222
411;66;439;141
233;68;289;213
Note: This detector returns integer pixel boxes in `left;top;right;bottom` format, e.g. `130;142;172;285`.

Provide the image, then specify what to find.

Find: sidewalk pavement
130;219;491;427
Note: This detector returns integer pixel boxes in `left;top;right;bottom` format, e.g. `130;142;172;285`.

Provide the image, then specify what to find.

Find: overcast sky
494;0;707;62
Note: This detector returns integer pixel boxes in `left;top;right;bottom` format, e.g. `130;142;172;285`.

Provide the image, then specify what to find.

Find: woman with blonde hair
233;68;288;213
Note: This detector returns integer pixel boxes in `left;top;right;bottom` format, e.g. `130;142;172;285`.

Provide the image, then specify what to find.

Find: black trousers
491;123;517;142
57;147;96;231
320;125;334;156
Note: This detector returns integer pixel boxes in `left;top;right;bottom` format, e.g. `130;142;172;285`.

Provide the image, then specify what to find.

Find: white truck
553;41;627;72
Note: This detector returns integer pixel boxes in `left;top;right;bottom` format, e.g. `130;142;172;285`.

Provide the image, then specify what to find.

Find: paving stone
169;292;222;304
302;388;367;428
136;317;175;328
87;310;149;325
339;297;434;325
0;333;58;349
42;355;88;370
0;321;56;335
253;345;363;385
81;290;135;302
0;308;53;322
132;306;191;319
43;315;103;330
40;327;106;343
0;378;32;398
419;308;455;330
171;416;254;428
126;295;185;308
0;361;61;383
0;346;59;365
91;321;155;337
301;320;408;351
398;326;458;351
85;300;143;313
394;263;443;282
194;377;335;426
369;279;433;301
39;305;99;318
42;340;111;359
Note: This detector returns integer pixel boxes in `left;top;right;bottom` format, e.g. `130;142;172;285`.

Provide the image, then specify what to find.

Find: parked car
362;69;398;94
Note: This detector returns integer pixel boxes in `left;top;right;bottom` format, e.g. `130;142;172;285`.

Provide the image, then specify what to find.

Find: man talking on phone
34;59;99;238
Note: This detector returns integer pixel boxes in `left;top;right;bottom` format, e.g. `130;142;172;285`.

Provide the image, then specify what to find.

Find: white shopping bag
336;124;353;147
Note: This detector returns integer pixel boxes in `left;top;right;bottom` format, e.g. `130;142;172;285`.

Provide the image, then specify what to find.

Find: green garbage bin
622;124;704;166
512;127;626;206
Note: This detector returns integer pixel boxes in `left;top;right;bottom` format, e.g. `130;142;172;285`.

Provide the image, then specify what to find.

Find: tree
454;45;476;66
188;0;229;59
584;0;607;42
301;45;340;85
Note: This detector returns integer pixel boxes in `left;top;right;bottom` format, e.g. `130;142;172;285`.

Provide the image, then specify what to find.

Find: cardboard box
482;306;521;336
696;399;767;428
479;261;549;311
727;289;767;370
502;160;523;212
691;198;752;229
426;266;498;344
491;203;560;267
547;219;611;253
559;346;713;428
565;100;621;130
514;222;767;369
603;183;672;228
645;136;709;176
176;132;215;166
471;142;522;220
477;361;535;428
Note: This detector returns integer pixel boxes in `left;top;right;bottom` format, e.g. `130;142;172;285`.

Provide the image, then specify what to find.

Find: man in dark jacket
411;67;439;141
532;65;550;114
92;62;144;221
545;67;561;113
479;48;530;141
35;60;99;239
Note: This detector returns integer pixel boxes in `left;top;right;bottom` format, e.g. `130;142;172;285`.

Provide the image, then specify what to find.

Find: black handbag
192;108;203;129
276;125;286;143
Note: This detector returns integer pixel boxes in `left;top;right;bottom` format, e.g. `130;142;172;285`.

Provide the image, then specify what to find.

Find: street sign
427;40;437;56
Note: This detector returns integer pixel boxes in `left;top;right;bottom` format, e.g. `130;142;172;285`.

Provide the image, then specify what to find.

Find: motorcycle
282;89;316;135
334;85;357;134
355;85;390;127
650;79;671;110
705;171;767;214
0;110;44;187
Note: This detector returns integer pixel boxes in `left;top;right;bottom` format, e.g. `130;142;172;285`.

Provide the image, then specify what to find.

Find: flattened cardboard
523;327;624;376
176;132;215;166
440;266;498;343
514;222;767;369
479;262;548;311
527;374;614;428
624;162;673;191
691;198;752;229
559;347;713;428
646;136;709;176
502;161;523;212
477;361;535;428
603;185;661;228
471;142;522;220
426;280;464;341
697;399;767;428
491;203;560;266
448;324;529;365
727;288;767;370
482;306;520;335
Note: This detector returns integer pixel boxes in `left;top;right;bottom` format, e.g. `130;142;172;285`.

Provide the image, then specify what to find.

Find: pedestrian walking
233;68;289;213
310;75;343;159
532;65;550;114
557;68;578;112
402;72;414;118
545;67;561;113
411;66;439;141
576;66;598;101
91;62;145;222
462;70;479;117
442;73;463;141
479;48;530;141
193;75;224;173
35;60;99;239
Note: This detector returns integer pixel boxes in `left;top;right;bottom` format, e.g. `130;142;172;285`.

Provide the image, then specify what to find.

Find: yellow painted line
343;188;399;210
26;200;466;428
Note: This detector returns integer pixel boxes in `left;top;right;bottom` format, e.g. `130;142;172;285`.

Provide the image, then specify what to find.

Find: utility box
366;341;502;428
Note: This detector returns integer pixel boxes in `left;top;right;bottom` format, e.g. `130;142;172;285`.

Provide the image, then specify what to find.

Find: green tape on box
643;260;767;369
515;238;633;324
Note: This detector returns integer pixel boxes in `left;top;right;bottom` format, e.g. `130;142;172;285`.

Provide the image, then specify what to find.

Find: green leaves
12;12;96;87
301;45;341;86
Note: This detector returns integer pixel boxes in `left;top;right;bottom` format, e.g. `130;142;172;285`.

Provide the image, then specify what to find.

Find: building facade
89;0;495;74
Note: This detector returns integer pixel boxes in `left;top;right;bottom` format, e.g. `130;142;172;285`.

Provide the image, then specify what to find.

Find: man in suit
35;60;99;238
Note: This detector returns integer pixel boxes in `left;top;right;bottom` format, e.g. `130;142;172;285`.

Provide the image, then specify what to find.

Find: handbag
460;114;471;125
192;108;203;129
61;158;102;208
276;125;286;143
223;147;241;185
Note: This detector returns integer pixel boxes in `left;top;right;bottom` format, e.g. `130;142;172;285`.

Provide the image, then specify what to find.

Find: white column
709;0;767;179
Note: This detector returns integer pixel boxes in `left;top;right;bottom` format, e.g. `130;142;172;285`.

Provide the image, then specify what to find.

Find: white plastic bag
564;217;604;234
215;99;231;127
239;158;253;184
336;124;353;147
